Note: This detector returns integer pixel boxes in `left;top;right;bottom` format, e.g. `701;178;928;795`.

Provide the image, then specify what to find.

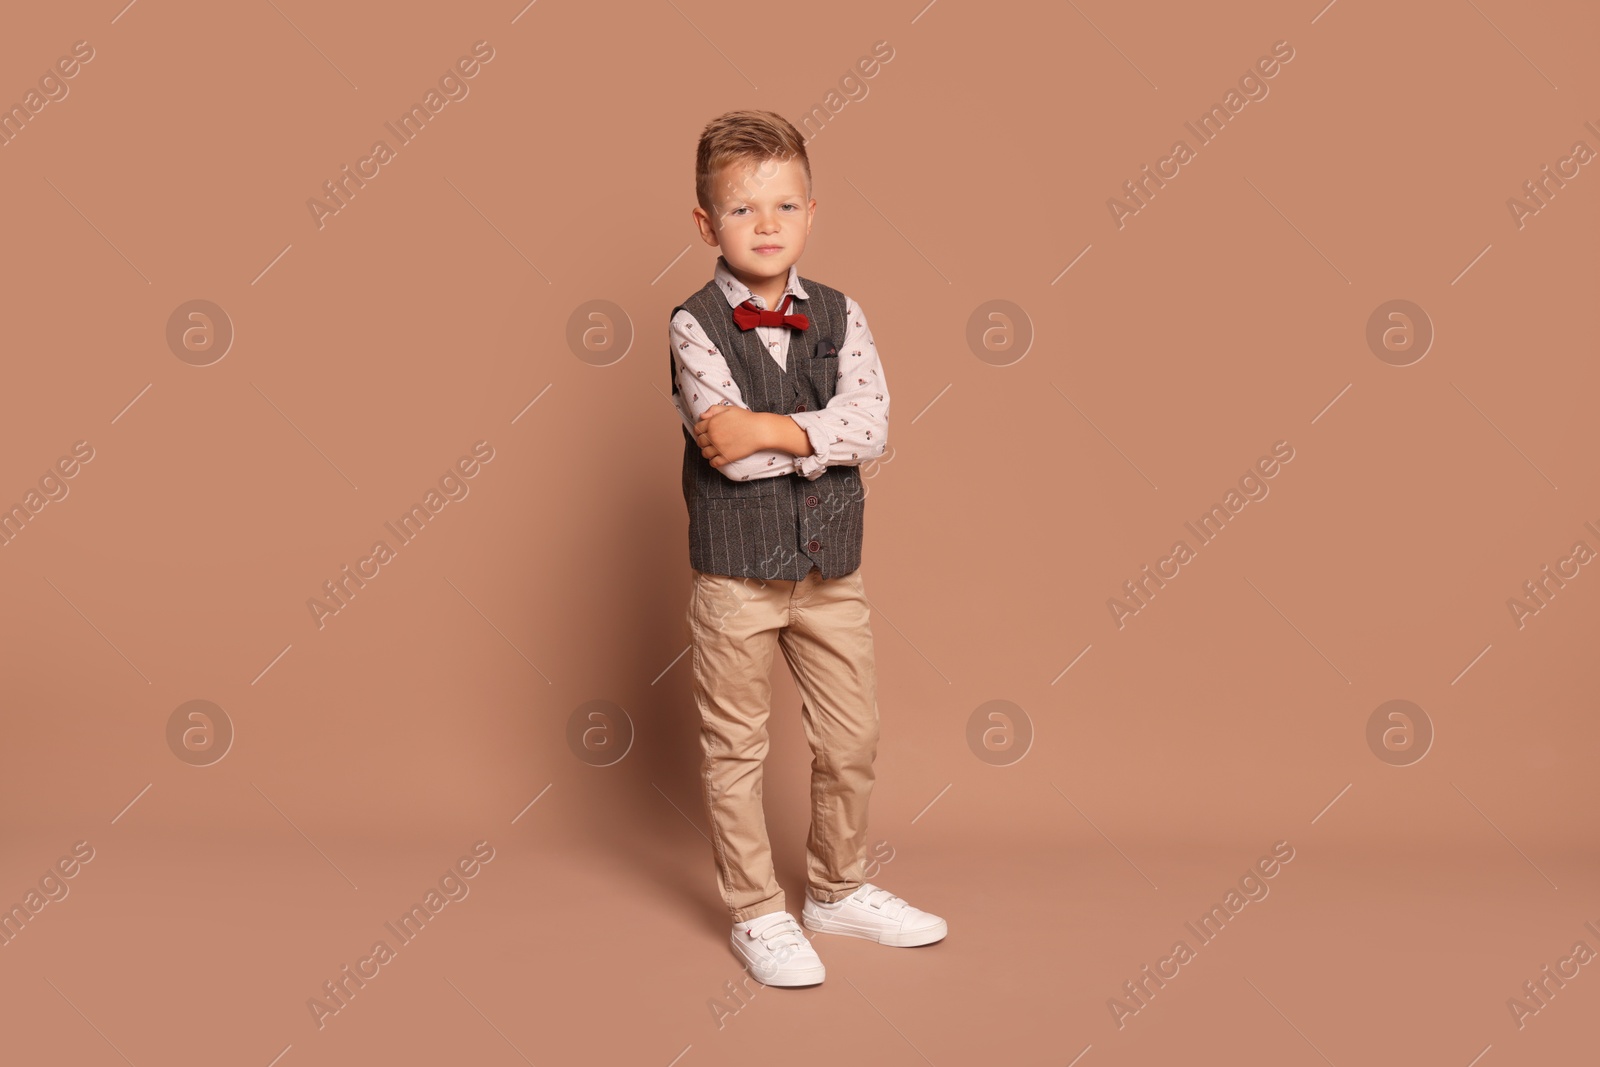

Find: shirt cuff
792;417;830;480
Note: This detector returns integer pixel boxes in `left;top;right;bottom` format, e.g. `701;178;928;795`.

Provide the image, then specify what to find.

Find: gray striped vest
671;276;865;580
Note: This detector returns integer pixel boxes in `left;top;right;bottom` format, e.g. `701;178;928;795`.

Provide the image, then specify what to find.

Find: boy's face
693;155;815;295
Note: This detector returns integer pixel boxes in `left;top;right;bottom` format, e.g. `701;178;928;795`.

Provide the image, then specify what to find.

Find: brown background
2;1;1596;1064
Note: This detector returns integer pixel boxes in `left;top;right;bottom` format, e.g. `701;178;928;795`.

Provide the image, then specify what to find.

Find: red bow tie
732;294;809;332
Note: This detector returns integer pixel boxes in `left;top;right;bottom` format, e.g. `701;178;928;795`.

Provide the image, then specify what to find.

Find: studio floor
4;818;1595;1067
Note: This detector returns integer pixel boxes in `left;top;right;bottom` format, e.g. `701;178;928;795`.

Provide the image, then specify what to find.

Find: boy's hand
694;405;771;468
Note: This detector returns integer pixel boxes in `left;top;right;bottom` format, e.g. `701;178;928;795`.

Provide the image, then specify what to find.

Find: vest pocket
699;496;768;509
807;353;840;402
696;485;784;509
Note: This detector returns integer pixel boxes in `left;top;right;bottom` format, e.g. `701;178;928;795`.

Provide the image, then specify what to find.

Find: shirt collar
714;254;808;310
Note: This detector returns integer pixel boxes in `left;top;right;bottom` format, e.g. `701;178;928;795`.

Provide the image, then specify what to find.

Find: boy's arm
671;309;808;481
787;295;890;480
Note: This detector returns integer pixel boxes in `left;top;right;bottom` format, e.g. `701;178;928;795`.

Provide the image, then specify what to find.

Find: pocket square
814;339;838;359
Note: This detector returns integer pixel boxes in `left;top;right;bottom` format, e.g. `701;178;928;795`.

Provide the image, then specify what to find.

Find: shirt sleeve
787;295;890;480
671;308;802;481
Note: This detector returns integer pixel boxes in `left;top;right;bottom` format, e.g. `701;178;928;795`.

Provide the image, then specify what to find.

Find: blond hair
695;109;812;217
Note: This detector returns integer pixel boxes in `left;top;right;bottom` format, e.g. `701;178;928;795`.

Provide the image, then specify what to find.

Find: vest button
807;538;821;552
805;495;819;508
795;403;806;411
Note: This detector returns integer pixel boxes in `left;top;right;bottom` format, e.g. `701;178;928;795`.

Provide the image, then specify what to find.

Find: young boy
670;110;946;988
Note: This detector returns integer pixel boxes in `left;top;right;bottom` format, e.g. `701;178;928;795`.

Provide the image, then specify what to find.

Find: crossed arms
669;296;890;483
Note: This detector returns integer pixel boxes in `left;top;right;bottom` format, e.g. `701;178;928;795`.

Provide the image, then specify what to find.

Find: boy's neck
750;282;788;311
723;258;789;313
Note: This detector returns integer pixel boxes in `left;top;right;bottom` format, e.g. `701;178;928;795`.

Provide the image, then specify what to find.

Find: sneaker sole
801;914;948;947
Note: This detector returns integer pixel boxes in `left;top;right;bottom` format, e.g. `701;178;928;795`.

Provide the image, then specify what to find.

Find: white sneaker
801;882;948;947
730;911;825;987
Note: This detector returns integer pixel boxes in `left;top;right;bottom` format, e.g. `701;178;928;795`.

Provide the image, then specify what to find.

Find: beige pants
686;563;881;923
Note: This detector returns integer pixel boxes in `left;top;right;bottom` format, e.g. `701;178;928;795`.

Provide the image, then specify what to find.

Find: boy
670;110;946;988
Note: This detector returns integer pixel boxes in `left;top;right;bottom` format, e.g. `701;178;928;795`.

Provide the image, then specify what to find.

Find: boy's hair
695;110;811;219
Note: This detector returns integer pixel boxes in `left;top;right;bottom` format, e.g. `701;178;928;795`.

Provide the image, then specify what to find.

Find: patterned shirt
671;254;889;482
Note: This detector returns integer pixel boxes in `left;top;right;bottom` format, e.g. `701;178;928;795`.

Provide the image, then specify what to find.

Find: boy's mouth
753;245;784;254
